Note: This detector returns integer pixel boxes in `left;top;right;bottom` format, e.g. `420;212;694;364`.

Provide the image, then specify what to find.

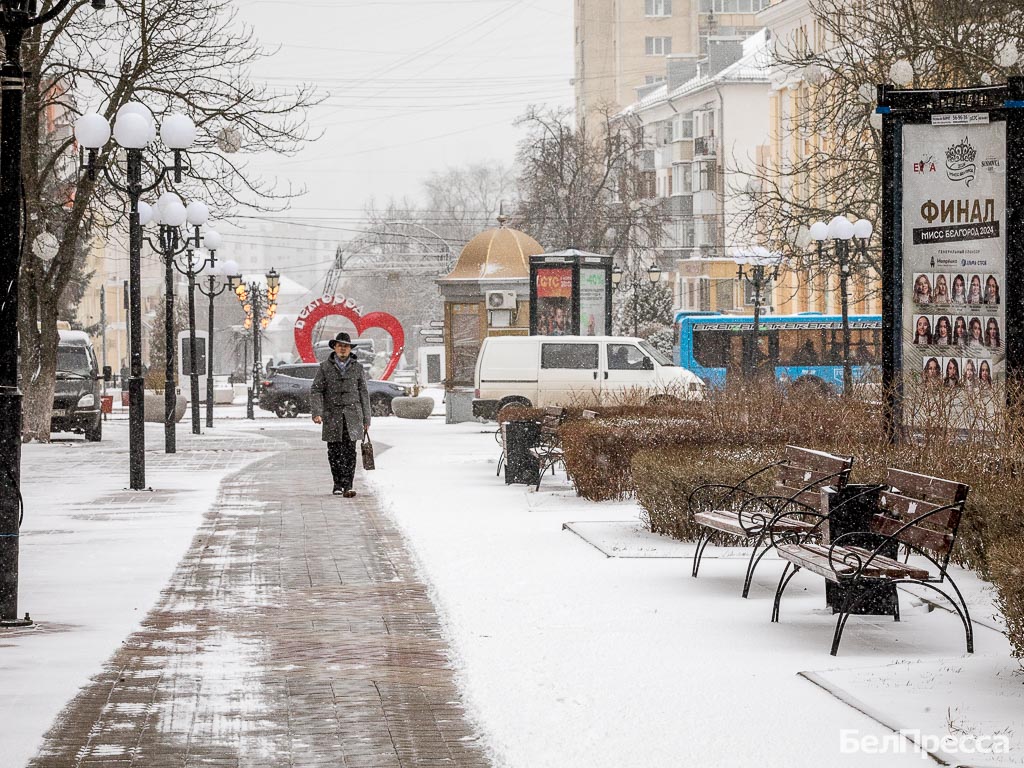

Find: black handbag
361;429;375;470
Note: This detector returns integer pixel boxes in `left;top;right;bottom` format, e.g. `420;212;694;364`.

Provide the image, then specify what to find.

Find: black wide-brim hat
328;332;353;349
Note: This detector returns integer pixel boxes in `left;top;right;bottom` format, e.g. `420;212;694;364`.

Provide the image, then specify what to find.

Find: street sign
429;319;444;329
422;335;444;344
419;327;442;336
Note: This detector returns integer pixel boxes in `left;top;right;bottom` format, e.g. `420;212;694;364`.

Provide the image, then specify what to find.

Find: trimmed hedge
989;536;1024;664
631;445;777;542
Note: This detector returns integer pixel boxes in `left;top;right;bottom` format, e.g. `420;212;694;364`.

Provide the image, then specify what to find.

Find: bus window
692;329;730;368
779;329;823;366
849;330;880;365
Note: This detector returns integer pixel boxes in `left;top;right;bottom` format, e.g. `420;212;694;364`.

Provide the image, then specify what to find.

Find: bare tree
17;0;319;441
514;106;668;259
333;163;517;343
735;0;1024;293
421;162;516;246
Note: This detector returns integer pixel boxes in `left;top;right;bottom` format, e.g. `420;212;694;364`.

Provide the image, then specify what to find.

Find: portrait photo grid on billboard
901;120;1006;398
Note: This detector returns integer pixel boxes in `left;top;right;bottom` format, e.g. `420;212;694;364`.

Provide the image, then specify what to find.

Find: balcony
694;135;717;158
673;141;693;163
692;190;719;216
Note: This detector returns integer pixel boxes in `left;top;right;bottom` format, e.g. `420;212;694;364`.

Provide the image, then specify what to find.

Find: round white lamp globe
809;221;829;241
203;229;223;251
138;201;154;227
888;59;915;87
186;201;209;227
113;113;152;149
33;232;59;262
853;219;874;240
161;199;188;228
117;102;154;127
221;259;240;278
161;114;197;150
997;40;1019;69
156;191;183;217
828;215;855;240
74;113;111;149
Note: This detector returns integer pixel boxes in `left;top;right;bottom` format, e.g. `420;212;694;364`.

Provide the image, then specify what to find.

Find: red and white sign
294;295;406;381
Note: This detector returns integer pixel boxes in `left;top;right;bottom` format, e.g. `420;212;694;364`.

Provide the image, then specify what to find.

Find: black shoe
332;486;344;496
343;489;357;498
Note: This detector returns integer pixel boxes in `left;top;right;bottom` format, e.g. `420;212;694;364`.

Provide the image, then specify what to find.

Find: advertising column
901;118;1006;412
534;267;572;336
579;268;607;336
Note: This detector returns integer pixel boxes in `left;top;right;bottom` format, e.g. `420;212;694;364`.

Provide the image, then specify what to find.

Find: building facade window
645;0;672;16
645;74;667;85
672;112;693;141
644;36;672;55
672;163;692;195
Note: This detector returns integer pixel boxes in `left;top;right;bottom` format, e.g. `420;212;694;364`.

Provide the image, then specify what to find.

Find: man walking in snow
310;332;372;497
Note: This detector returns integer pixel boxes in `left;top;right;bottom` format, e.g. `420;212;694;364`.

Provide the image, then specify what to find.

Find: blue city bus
674;311;883;393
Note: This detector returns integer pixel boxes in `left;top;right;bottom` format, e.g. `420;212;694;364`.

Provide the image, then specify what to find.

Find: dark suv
259;363;408;418
52;330;107;441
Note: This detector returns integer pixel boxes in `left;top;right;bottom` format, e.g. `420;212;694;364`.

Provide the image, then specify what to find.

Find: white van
473;335;704;418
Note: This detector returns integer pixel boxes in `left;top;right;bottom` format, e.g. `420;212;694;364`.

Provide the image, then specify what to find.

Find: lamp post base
0;613;32;628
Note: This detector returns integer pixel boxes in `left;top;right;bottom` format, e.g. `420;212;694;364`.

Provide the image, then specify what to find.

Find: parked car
313;338;376;373
472;335;704;419
52;329;110;441
258;362;408;418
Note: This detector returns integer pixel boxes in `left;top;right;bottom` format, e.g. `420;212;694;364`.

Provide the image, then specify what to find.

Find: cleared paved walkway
30;436;489;768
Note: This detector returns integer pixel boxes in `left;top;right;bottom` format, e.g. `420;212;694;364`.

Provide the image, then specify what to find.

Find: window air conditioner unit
486;291;517;310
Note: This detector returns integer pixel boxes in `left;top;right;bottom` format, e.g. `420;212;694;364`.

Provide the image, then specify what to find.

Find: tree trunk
20;281;60;443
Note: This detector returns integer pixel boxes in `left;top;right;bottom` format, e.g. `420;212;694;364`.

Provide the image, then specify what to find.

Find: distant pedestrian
310;332;371;497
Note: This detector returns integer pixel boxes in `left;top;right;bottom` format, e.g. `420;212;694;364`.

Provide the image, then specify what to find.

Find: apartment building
573;0;769;124
757;0;881;316
619;32;772;312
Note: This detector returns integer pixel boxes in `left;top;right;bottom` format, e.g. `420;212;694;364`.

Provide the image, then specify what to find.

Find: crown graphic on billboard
946;136;977;165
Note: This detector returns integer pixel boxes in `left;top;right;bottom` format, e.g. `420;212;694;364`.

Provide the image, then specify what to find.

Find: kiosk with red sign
529;250;613;336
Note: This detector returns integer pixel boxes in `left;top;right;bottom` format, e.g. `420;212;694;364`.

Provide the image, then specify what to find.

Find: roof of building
622;29;770;116
440;220;544;282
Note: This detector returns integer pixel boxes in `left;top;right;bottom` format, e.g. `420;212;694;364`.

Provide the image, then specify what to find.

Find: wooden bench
687;446;854;597
771;468;971;655
529;407;567;490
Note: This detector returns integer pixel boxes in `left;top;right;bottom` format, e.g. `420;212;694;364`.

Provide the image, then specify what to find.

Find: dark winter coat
309;352;372;442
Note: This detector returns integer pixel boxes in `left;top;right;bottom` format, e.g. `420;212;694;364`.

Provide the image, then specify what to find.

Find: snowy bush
989;537;1024;670
631;446;776;542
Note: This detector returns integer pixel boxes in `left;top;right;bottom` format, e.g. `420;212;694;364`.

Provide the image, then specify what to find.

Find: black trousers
327;430;357;490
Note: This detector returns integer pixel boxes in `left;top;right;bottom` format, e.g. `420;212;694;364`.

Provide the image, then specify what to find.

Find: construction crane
311;221;456;346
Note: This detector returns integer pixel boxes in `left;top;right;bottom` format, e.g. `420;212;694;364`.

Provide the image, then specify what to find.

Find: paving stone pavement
29;435;491;768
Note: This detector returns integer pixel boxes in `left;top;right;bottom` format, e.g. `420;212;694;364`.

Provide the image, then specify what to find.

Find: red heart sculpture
294;296;406;381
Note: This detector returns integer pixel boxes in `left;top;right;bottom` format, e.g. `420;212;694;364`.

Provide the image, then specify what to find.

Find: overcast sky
223;0;573;276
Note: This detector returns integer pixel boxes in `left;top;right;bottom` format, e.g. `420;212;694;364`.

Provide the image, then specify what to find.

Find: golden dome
442;224;543;281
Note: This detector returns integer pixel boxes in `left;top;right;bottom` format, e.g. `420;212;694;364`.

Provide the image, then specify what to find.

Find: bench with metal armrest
687;445;855;597
770;468;971;656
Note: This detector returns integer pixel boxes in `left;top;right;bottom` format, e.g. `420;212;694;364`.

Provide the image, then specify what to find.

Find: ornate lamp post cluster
137;194;227;448
734;247;781;378
611;261;662;337
228;269;280;419
75;103;198;488
198;261;239;429
808;216;874;392
0;0;108;628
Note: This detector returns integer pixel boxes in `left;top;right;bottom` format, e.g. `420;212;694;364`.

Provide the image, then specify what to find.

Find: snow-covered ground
4;409;287;768
365;415;1023;768
5;400;1022;768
